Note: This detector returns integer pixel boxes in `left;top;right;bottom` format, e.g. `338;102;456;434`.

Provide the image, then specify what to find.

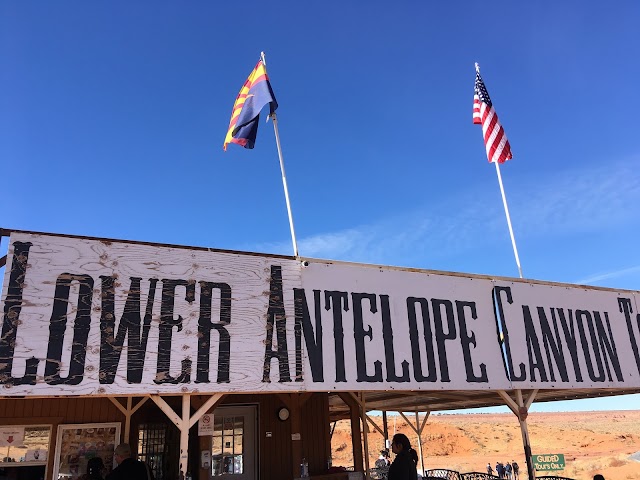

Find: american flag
473;66;513;164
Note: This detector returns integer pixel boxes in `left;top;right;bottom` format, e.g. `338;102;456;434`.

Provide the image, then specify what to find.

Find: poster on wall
53;423;120;480
0;425;50;465
0;427;24;448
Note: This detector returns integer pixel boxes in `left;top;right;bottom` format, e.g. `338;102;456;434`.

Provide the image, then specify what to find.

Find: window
0;425;51;480
138;423;178;480
212;415;245;476
0;425;51;465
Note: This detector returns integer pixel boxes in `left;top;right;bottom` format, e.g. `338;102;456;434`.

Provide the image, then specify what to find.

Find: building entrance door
210;406;257;480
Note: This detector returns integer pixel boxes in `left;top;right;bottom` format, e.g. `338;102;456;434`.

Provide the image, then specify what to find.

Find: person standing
105;443;154;480
511;461;519;479
376;449;390;467
505;462;512;479
388;434;418;480
375;449;391;478
486;463;494;476
80;457;105;480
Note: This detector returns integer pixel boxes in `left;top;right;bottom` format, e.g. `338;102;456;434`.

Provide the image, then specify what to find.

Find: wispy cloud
248;156;640;267
512;158;640;235
575;265;640;285
250;218;435;265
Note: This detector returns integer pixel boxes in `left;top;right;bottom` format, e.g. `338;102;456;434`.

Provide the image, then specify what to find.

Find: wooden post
497;390;538;480
358;393;371;480
151;393;224;480
179;394;190;480
415;411;424;476
382;411;389;448
125;397;132;441
108;396;149;445
338;392;364;472
398;410;429;477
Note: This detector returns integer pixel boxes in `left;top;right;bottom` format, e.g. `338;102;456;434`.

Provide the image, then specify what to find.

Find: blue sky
1;1;639;411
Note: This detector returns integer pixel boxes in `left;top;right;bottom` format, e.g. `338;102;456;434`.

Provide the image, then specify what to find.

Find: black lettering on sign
522;305;622;384
455;300;488;383
44;273;94;385
575;310;605;382
352;293;383;382
406;297;437;382
432;298;456;382
196;281;231;384
262;266;291;383
380;295;410;382
293;289;324;382
592;310;623;382
155;279;195;384
555;308;583;382
522;306;548;382
325;290;349;382
0;241;38;385
619;298;640;375
540;308;569;382
493;286;525;381
99;276;157;384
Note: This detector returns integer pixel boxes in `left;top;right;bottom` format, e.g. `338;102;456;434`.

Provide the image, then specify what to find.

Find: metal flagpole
261;51;299;257
494;161;523;278
473;62;524;278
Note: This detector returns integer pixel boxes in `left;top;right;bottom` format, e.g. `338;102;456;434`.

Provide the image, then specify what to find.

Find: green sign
533;454;565;471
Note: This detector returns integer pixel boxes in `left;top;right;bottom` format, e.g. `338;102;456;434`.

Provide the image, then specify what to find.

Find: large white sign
0;232;639;396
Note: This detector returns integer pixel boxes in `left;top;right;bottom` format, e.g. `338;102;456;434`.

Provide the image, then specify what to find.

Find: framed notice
53;423;120;480
0;425;51;465
198;414;215;436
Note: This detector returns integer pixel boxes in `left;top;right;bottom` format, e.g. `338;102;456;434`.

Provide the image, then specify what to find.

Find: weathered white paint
1;232;639;397
496;281;640;388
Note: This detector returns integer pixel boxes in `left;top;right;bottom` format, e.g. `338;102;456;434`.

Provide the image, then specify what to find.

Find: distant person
511;460;519;479
505;462;512;479
375;449;391;478
593;475;605;480
496;462;505;478
105;443;154;480
376;449;391;467
81;457;105;480
388;433;418;480
486;463;494;476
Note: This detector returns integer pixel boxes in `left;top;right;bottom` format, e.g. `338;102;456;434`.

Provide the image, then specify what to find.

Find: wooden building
1;229;639;480
0;393;336;480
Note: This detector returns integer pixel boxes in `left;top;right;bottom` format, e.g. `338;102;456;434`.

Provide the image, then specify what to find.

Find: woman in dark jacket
80;457;105;480
388;433;418;480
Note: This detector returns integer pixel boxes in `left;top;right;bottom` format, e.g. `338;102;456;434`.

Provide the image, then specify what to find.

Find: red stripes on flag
473;68;513;164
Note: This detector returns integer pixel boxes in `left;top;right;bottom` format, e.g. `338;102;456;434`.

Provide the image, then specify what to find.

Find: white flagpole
261;52;299;257
494;160;523;278
475;62;523;279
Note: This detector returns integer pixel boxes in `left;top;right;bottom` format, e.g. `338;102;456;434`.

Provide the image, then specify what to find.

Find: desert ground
330;410;640;480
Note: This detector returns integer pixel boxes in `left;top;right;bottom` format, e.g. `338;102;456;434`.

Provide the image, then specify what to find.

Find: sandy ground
330;410;640;480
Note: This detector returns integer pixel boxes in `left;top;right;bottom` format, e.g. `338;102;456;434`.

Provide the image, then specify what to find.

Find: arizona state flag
223;59;278;150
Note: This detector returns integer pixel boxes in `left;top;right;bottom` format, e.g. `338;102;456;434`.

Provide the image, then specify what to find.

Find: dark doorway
138;423;179;480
